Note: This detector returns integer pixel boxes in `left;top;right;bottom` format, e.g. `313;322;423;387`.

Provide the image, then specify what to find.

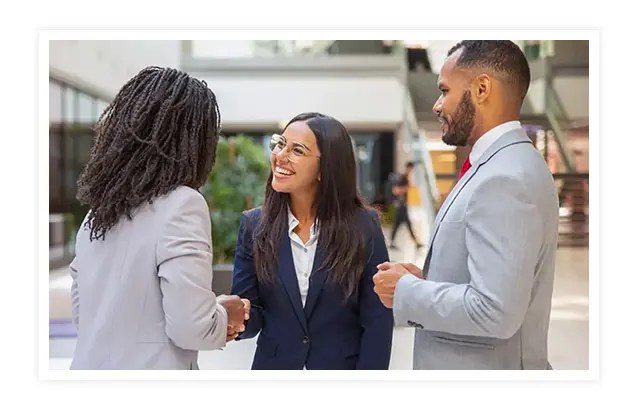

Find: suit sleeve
356;211;394;369
69;213;89;331
69;257;80;331
231;211;264;340
156;190;228;351
393;175;543;339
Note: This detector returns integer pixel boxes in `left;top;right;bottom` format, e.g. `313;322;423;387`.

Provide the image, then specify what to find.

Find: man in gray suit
373;40;559;370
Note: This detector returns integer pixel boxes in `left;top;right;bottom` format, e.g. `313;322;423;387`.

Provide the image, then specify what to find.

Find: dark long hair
252;112;372;300
76;66;221;240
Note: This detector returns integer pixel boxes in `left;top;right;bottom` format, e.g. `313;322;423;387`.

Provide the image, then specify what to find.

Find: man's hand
217;295;247;331
373;262;423;308
397;262;423;279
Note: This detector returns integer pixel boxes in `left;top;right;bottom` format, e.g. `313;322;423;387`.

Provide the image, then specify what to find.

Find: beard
442;90;476;147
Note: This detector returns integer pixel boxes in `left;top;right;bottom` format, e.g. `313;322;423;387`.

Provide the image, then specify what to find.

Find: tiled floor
48;207;589;370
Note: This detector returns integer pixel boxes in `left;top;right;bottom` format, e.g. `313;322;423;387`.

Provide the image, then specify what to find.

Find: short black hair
447;40;531;103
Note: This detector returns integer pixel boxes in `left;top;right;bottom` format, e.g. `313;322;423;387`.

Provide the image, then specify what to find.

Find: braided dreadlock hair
76;66;221;241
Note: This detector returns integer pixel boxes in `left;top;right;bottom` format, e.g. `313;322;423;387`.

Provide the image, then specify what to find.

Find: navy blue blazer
231;207;394;370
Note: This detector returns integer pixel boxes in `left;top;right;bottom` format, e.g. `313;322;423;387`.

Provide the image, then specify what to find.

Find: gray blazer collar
474;128;532;167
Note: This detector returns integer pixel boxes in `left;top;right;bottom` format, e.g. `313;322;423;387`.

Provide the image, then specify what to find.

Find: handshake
217;295;251;342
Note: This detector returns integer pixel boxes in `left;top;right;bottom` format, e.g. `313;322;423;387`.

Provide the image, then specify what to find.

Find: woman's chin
271;179;291;193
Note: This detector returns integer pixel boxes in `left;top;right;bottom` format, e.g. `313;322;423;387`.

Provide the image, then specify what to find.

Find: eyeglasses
268;134;319;163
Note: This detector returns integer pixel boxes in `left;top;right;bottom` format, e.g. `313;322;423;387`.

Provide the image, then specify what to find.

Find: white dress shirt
287;207;319;307
469;120;522;166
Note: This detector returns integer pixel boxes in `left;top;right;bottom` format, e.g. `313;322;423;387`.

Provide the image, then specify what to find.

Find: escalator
541;79;589;247
323;41;441;227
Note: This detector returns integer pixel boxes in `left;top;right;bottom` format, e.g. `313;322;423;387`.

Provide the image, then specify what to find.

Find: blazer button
302;336;309;344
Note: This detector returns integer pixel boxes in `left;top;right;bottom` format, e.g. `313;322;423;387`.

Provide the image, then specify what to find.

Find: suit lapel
277;230;309;333
423;129;533;272
422;161;480;273
303;245;329;319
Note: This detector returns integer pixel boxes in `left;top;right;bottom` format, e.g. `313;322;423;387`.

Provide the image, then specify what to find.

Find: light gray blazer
393;129;559;370
69;186;229;370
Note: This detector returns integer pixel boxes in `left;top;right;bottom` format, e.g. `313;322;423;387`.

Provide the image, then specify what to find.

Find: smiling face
270;120;321;195
432;50;477;147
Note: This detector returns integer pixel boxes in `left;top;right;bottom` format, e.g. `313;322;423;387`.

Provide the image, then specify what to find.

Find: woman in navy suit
231;112;394;370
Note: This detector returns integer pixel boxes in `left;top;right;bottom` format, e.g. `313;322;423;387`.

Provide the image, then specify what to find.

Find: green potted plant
201;134;271;295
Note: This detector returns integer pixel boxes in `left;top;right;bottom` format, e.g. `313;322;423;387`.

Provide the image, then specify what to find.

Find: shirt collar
287;205;319;236
469;120;522;165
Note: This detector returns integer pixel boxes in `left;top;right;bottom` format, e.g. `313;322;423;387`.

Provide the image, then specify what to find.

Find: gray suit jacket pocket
433;335;495;350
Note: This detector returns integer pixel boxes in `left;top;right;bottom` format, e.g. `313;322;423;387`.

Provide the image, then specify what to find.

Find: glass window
50;83;112;217
50;81;64;211
63;86;77;123
78;92;95;123
49;133;63;210
63;133;77;203
50;80;113;266
49;81;62;123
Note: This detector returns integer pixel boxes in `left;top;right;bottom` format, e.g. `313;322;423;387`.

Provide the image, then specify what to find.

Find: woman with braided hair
69;66;248;370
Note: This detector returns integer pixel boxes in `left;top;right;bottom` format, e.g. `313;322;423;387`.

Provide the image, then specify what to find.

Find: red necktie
459;157;471;180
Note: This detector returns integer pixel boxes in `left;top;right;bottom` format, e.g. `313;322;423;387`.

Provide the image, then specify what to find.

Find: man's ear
473;74;492;105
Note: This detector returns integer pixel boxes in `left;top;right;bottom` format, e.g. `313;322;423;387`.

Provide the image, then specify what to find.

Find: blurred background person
231;112;394;370
69;66;248;370
388;161;425;250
